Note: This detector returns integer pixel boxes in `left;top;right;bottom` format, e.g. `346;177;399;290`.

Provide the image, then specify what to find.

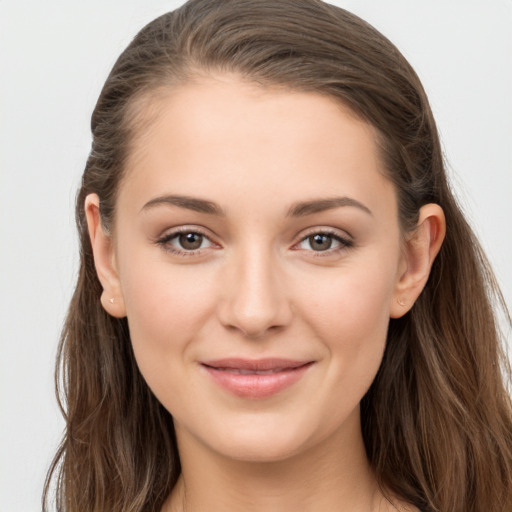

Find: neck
163;410;397;512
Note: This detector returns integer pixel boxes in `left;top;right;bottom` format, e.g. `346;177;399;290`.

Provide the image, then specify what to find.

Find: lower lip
202;363;313;399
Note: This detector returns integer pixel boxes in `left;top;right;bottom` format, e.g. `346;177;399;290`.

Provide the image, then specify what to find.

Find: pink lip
201;358;314;399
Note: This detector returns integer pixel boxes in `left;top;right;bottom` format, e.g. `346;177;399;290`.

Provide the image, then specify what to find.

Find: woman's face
102;77;410;461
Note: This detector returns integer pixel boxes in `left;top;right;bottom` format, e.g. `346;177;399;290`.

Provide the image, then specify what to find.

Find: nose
217;247;293;339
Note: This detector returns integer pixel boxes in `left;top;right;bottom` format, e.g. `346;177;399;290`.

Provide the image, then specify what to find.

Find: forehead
119;76;396;220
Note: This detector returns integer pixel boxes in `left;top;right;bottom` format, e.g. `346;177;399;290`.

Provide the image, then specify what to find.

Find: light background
1;1;511;510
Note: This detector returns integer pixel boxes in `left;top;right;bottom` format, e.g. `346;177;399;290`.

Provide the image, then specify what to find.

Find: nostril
218;297;292;339
237;323;285;340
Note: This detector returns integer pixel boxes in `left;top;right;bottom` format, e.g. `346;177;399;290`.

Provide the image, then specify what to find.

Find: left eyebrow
140;194;226;216
286;196;373;217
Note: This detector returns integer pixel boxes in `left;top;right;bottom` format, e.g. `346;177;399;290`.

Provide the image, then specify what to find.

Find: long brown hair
44;1;512;511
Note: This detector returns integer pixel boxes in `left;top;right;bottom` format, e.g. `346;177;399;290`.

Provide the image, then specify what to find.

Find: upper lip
201;358;313;371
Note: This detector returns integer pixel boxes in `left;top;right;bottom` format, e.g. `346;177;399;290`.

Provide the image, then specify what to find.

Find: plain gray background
1;1;511;510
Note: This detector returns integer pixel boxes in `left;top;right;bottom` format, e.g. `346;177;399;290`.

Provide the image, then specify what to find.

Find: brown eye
296;231;352;254
178;232;204;250
157;229;214;255
308;234;333;251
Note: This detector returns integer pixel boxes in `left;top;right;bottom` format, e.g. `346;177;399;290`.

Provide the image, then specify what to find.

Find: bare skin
86;75;443;512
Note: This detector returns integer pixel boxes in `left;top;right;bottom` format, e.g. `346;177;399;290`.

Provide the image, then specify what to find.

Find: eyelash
294;229;354;257
156;227;354;257
156;227;215;257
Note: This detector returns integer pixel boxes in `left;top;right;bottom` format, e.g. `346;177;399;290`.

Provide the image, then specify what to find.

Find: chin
190;410;339;464
214;434;310;464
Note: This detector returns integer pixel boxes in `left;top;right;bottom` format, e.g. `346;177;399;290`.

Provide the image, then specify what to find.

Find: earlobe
84;193;127;318
390;203;446;318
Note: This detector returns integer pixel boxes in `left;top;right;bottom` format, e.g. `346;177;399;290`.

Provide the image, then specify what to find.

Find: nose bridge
218;241;291;338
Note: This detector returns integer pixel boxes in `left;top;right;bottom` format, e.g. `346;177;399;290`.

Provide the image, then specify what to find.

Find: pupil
179;233;203;250
310;234;332;251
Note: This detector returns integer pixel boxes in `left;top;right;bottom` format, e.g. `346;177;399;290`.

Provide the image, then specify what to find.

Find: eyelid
155;225;220;256
292;227;354;255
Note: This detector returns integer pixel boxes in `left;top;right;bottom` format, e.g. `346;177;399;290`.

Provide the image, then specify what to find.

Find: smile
201;359;314;399
215;368;293;375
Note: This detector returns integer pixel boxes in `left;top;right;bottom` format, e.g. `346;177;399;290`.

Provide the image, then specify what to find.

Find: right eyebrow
286;196;373;217
140;194;226;216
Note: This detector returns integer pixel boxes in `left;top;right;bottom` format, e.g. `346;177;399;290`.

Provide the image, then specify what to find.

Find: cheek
118;252;217;368
297;256;398;390
301;259;396;339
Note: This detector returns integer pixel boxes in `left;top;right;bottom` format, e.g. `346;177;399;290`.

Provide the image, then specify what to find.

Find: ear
85;193;127;318
390;203;446;318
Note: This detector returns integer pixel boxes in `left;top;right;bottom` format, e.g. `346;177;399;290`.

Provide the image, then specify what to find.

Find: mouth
200;358;314;399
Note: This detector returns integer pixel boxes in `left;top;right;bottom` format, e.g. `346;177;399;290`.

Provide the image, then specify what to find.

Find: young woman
44;1;512;511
